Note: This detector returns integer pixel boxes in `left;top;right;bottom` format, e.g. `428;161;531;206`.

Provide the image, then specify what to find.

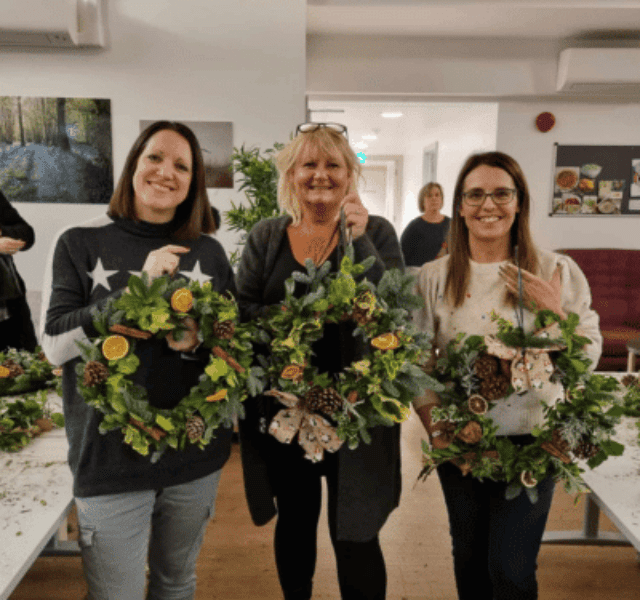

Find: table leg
628;350;637;373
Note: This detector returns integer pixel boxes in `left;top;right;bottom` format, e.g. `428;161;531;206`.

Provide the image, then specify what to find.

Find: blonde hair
418;182;444;212
445;151;539;308
275;127;361;225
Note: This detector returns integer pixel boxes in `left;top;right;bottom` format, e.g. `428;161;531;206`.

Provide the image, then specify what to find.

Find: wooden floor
10;413;640;599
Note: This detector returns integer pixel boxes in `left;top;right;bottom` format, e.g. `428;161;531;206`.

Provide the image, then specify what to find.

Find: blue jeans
75;469;222;600
437;461;555;600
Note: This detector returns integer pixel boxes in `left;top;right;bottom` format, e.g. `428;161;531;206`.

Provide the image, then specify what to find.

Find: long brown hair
108;121;215;240
445;151;538;307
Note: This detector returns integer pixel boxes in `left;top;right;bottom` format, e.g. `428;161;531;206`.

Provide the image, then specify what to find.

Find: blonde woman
237;123;404;600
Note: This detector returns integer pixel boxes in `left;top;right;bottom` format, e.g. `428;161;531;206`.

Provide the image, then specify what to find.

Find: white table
0;399;74;600
543;376;640;553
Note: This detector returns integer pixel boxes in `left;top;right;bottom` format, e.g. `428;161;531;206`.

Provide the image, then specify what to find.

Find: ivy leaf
205;358;230;382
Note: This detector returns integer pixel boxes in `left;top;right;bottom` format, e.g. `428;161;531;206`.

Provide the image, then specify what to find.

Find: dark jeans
437;459;555;600
267;437;386;600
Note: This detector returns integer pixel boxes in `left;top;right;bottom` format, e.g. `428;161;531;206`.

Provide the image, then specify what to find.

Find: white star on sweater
89;258;118;292
179;260;210;284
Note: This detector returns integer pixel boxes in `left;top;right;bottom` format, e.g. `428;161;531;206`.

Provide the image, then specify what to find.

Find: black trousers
437;457;555;600
266;436;387;600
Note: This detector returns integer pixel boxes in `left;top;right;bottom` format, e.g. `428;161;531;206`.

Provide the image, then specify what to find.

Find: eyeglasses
295;122;348;138
462;188;517;206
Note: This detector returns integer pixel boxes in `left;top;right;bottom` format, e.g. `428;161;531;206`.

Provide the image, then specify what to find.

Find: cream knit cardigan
412;248;603;435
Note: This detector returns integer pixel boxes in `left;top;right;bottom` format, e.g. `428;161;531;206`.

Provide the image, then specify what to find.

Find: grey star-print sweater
41;214;236;497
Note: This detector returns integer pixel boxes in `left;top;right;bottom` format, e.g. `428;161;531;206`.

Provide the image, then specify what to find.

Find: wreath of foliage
420;310;625;503
257;249;442;449
0;347;59;397
0;388;64;452
76;273;264;462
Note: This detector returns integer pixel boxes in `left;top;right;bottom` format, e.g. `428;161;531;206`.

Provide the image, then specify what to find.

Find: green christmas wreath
420;310;625;503
0;347;60;397
76;273;264;461
257;249;442;460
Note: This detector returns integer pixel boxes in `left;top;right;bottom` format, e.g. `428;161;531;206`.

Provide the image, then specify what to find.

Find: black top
237;215;404;542
41;214;236;497
400;215;450;267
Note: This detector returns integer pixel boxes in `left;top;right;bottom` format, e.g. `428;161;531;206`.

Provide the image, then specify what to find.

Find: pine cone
212;320;235;340
2;359;25;378
621;374;638;388
37;351;48;362
351;305;372;326
474;354;498;379
83;361;110;387
479;374;510;400
186;415;206;441
304;386;343;417
573;440;600;460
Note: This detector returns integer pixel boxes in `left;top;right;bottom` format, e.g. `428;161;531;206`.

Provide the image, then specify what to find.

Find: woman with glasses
237;122;404;600
400;182;450;272
412;152;601;600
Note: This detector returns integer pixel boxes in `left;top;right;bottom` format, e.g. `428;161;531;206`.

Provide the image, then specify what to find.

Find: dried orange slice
371;332;399;351
206;389;228;402
171;288;193;312
102;335;130;361
0;365;10;378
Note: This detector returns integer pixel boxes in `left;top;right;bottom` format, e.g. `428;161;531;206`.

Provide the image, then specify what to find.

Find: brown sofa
557;248;640;371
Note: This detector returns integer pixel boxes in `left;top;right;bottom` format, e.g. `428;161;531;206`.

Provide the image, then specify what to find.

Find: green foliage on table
0;389;64;452
225;143;284;265
0;347;59;397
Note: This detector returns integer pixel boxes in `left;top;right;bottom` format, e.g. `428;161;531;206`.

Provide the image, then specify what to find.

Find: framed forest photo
0;96;114;204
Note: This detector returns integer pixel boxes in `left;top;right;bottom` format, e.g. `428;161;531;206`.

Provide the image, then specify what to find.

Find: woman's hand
141;245;190;281
499;263;567;319
166;317;200;352
342;193;368;240
0;236;26;255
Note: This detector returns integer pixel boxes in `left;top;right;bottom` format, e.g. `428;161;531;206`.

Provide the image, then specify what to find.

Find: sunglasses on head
295;122;348;138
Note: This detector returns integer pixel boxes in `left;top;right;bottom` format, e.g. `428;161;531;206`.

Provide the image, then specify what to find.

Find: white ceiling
307;1;640;42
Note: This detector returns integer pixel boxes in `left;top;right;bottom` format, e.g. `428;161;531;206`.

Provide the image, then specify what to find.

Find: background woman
0;190;38;352
400;182;450;271
41;121;235;599
412;152;601;600
237;123;404;600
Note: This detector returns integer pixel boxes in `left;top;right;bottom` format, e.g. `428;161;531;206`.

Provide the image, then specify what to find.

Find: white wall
4;0;306;292
400;104;498;230
496;102;640;251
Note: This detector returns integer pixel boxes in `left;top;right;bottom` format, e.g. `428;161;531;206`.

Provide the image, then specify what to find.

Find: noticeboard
550;144;640;216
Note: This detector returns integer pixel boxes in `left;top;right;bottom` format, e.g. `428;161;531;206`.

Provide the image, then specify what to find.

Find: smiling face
459;164;519;252
132;129;193;223
288;142;352;221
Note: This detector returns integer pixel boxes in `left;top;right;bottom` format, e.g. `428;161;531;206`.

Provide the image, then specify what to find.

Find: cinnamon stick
129;417;166;441
109;324;152;340
212;346;246;373
541;441;572;464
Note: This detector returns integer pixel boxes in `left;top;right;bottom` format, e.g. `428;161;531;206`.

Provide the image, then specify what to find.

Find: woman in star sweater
41;121;235;600
412;152;601;600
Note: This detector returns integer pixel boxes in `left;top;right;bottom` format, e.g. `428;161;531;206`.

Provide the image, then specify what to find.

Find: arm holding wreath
352;216;404;284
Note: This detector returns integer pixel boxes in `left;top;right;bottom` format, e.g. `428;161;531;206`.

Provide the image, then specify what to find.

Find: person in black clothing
237;123;404;600
400;182;450;271
41;121;235;600
0;190;37;352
